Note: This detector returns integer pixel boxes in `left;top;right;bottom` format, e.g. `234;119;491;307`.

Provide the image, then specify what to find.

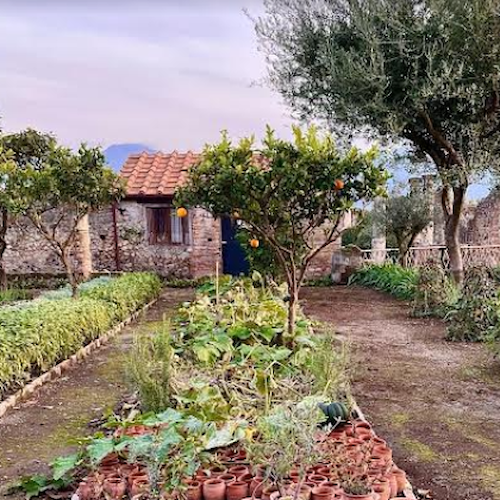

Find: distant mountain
104;143;156;172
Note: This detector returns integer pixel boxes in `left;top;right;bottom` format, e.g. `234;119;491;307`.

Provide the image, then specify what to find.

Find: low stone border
352;402;417;500
0;297;158;420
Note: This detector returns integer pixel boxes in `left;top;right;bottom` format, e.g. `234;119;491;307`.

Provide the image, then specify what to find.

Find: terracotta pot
372;445;392;462
341;492;374;500
387;473;397;498
75;479;101;500
295;484;312;500
290;470;301;483
311;486;334;500
372;479;390;500
127;471;148;489
238;473;253;484
220;474;237;484
196;470;210;482
316;467;331;477
187;481;203;500
203;479;226;500
210;466;227;478
227;481;249;500
262;485;278;500
392;468;406;493
118;463;139;478
250;478;264;497
229;465;249;477
130;478;150;499
308;475;328;485
103;477;127;500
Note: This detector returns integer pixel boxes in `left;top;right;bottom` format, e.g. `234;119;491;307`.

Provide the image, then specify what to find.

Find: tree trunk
0;210;8;291
398;246;409;268
287;283;299;338
76;214;93;280
442;185;465;284
61;248;79;298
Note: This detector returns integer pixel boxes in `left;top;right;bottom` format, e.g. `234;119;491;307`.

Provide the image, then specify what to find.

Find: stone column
371;197;386;263
77;214;93;280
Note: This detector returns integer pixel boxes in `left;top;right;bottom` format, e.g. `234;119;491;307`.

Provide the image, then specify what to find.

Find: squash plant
176;126;387;339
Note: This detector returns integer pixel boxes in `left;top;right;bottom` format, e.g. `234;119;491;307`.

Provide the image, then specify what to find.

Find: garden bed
0;272;162;405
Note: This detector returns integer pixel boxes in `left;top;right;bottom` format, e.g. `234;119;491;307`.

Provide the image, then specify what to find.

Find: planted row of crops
0;272;162;398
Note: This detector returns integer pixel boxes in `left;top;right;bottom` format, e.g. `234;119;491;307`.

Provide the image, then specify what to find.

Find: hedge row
0;272;162;397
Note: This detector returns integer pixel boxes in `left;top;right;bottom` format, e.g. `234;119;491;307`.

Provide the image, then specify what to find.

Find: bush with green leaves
349;264;419;301
412;262;458;318
446;267;499;342
0;272;161;397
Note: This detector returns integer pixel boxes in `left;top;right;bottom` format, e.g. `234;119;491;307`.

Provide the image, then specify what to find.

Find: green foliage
349;264;419;300
176;126;387;334
128;323;177;412
82;272;162;320
2;133;125;295
374;193;432;266
256;0;500;282
0;288;30;303
235;225;282;280
412;262;458;318
0;273;161;396
446;267;499;342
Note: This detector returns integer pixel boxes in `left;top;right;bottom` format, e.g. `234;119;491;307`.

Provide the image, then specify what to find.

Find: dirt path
301;286;500;500
0;288;194;496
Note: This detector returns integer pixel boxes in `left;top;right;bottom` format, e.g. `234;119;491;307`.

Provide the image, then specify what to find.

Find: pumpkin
249;239;260;248
334;179;344;191
176;207;188;218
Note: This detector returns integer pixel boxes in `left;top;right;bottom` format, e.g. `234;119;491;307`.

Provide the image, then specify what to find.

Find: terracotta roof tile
120;151;201;197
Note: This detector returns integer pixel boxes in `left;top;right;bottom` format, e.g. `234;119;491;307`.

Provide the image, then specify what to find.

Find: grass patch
399;437;439;462
390;412;410;429
479;465;500;500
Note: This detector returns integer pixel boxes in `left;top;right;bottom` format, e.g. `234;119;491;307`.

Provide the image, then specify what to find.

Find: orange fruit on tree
249;238;260;248
176;207;188;218
334;179;344;190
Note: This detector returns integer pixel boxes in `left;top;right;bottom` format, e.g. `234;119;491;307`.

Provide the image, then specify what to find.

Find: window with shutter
146;206;190;245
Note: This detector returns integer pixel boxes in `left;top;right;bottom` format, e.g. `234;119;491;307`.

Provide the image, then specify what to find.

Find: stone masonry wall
4;200;222;278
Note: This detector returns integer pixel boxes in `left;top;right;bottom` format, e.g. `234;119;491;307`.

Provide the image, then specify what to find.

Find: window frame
145;203;191;246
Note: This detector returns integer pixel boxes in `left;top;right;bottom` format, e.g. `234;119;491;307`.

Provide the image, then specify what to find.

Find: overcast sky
0;0;293;151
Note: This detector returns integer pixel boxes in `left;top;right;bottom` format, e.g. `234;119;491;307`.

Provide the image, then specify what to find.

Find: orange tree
176;126;387;339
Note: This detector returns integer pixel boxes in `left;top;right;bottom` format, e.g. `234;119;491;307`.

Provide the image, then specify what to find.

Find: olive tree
255;0;500;282
11;141;124;297
176;126;387;338
374;193;432;267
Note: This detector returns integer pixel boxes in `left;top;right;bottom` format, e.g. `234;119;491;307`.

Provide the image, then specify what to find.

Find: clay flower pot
130;478;150;499
227;480;249;500
103;477;127;500
308;474;328;485
315;467;331;477
187;481;203;500
249;478;264;497
311;486;334;500
341;492;374;500
128;471;149;489
229;465;249;477
203;479;226;500
196;470;210;482
295;484;312;500
220;474;237;484
387;473;397;498
392;468;406;493
262;485;279;500
75;479;101;500
237;473;253;485
290;470;301;483
372;479;390;500
210;466;227;478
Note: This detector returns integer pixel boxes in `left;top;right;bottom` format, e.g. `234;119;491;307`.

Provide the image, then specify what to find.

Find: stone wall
466;189;500;245
4;200;222;279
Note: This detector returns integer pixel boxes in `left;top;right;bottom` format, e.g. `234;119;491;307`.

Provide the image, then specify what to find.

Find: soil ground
0;288;194;497
301;286;500;500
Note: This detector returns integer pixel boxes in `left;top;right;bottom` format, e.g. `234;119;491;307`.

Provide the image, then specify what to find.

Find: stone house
5;151;344;279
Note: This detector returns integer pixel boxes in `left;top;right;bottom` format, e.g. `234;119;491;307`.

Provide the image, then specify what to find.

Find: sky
0;0;292;151
0;0;491;199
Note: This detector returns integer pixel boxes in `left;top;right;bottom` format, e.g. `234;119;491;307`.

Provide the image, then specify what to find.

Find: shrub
0;272;162;397
446;267;499;342
348;264;418;300
412;262;458;317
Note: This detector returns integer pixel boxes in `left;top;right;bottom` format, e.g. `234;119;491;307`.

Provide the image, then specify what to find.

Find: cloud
0;1;292;150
